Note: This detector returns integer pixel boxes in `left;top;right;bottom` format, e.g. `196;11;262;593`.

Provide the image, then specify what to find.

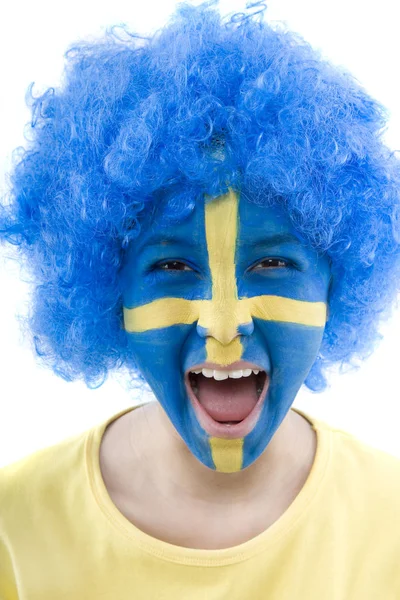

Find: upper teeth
190;368;260;380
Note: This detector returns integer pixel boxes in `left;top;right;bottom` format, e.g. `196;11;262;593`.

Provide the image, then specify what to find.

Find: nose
196;299;254;345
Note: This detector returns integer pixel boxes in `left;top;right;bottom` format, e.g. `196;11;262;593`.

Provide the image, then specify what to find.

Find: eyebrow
138;234;199;250
240;233;304;248
139;232;303;250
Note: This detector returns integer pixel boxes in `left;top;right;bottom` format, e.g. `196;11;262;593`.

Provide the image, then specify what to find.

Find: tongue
196;374;259;422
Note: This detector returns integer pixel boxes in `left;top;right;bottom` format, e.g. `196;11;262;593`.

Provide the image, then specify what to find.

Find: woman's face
121;189;331;473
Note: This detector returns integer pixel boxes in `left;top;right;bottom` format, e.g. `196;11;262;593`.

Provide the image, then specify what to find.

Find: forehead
138;191;305;249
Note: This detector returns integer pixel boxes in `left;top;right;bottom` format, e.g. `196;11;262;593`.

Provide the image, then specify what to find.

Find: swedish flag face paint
122;189;331;473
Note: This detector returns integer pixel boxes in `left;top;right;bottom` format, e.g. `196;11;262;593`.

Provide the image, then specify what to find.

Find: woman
1;2;400;597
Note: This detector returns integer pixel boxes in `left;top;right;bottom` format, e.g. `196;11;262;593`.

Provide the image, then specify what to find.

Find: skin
100;398;317;549
102;189;331;547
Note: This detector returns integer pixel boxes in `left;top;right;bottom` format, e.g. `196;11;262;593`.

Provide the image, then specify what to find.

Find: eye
157;260;193;272
252;258;290;271
153;258;292;274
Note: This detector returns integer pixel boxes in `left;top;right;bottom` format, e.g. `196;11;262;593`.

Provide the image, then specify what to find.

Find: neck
128;401;316;509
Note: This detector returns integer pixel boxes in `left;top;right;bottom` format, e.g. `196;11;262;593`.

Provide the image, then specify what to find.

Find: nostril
237;322;254;336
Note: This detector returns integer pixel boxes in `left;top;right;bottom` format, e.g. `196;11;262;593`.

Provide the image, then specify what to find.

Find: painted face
122;189;331;473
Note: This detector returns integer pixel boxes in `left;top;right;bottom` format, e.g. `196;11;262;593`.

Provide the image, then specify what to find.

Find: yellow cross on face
123;188;327;367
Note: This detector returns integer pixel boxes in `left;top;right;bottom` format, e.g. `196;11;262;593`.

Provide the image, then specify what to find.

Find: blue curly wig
1;0;400;392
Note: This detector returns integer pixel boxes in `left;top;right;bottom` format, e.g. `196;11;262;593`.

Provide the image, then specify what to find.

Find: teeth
190;368;263;380
202;368;215;378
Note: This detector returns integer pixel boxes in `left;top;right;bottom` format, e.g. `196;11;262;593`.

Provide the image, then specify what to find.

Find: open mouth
185;368;269;437
188;370;267;422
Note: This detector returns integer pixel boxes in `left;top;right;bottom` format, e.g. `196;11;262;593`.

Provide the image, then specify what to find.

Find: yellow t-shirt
1;402;400;599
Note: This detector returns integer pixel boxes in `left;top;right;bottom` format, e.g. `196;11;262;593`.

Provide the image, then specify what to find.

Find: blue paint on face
121;192;331;471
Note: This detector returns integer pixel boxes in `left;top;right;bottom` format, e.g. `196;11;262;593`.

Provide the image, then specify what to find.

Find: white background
0;0;399;467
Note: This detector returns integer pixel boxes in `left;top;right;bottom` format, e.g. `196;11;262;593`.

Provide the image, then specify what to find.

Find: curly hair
1;0;400;392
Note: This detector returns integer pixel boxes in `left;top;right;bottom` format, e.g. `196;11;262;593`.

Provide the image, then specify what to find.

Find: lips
184;369;270;439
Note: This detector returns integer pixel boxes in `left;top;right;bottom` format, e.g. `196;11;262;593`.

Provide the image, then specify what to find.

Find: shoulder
318;416;400;509
0;428;89;521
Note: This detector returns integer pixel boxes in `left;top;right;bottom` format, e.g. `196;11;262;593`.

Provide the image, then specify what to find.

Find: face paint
121;189;331;473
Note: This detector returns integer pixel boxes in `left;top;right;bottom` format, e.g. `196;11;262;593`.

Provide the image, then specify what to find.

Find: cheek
125;326;209;441
256;319;325;389
126;327;184;371
125;330;185;421
125;324;200;399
